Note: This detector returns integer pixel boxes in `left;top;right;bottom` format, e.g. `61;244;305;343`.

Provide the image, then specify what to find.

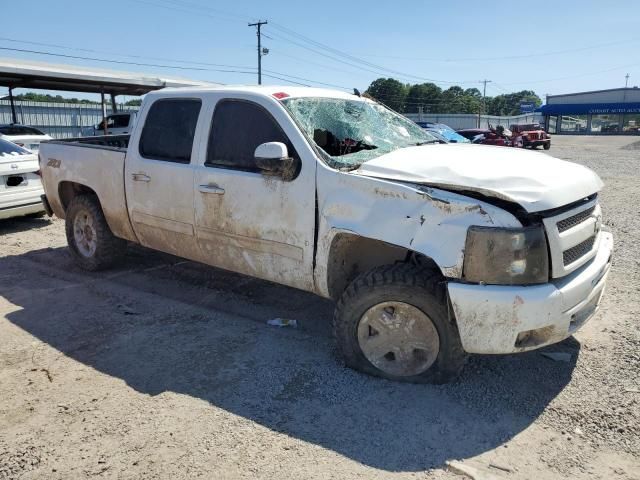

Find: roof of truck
150;85;362;100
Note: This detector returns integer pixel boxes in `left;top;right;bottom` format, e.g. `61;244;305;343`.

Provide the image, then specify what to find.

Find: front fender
314;167;521;296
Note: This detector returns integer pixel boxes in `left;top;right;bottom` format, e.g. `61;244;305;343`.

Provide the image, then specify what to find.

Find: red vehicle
510;123;551;150
457;126;523;147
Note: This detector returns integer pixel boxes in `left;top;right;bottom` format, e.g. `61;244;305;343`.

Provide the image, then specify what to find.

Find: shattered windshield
281;97;440;169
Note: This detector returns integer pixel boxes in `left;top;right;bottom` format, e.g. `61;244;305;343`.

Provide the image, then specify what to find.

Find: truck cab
39;86;613;383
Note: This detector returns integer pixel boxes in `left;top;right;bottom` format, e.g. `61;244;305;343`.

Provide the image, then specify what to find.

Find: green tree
14;92;99;104
440;86;466;113
365;78;409;113
404;83;442;114
487;90;542;115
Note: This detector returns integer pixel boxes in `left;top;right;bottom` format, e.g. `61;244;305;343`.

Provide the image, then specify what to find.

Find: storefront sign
520;102;536;113
539;103;640;115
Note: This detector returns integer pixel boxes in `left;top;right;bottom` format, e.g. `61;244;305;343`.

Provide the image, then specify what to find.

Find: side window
206;99;297;171
139;99;201;163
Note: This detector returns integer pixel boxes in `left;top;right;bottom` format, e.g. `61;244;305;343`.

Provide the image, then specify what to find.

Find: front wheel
333;264;466;383
65;195;126;271
543;142;551;150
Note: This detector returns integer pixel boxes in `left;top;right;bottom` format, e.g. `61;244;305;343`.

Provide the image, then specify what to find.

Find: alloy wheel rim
73;210;97;257
357;301;440;377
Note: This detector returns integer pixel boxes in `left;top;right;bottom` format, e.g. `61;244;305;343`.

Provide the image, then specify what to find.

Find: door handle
199;184;225;195
132;173;151;182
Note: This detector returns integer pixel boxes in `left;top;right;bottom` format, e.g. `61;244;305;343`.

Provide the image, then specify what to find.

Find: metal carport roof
0;57;218;95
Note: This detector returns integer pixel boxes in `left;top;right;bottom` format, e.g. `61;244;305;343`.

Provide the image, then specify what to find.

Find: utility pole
479;79;491;127
248;20;268;85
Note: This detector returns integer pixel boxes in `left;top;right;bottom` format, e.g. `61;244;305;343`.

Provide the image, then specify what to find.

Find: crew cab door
125;97;203;260
192;95;316;291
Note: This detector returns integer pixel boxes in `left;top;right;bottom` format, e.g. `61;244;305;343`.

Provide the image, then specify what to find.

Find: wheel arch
58;181;98;213
324;231;442;301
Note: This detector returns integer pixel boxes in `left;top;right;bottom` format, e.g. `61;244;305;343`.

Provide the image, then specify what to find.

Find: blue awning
538;102;640;115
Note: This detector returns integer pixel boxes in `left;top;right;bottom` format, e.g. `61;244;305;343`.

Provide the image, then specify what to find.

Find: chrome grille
557;206;596;233
563;236;596;266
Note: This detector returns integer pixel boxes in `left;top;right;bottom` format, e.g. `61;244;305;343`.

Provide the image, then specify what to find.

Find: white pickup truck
39;86;613;383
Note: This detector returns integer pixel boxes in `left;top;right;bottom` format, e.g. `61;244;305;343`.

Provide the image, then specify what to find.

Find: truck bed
47;134;130;150
39;136;138;243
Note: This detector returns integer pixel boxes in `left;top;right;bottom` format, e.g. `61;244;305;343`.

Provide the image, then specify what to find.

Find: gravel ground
1;135;639;479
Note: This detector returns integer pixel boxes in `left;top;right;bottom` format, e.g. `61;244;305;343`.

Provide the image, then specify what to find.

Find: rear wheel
333;264;466;383
65;195;125;271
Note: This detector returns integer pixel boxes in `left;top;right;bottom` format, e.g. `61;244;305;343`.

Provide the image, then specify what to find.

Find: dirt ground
1;135;639;480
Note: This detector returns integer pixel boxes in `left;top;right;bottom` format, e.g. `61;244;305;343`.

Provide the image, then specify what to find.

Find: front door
192;96;316;291
125;97;203;261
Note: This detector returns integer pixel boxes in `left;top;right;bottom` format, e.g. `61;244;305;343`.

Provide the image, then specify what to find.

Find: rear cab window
139;99;201;163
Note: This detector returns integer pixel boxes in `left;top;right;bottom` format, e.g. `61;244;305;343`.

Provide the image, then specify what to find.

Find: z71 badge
47;158;61;168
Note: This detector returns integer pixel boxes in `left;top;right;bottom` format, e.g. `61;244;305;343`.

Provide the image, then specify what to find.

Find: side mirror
254;142;299;181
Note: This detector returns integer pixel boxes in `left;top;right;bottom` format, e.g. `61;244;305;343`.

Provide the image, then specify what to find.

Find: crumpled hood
355;144;603;212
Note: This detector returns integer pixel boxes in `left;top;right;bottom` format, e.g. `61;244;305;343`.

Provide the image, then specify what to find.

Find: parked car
510;123;551;150
0;124;52;152
457;126;523;147
419;129;449;143
600;124;620;133
456;128;488;141
0;137;45;219
417;122;470;143
82;112;137;137
39;86;612;383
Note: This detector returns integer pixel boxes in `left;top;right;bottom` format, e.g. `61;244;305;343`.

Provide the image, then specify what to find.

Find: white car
0;137;45;219
0;124;52;152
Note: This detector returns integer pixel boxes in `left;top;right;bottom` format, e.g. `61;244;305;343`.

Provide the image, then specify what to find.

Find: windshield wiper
414;140;442;146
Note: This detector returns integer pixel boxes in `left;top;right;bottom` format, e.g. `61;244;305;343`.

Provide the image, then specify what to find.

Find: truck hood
354;144;603;213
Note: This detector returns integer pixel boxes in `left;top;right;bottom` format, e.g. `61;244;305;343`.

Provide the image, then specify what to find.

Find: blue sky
1;0;639;102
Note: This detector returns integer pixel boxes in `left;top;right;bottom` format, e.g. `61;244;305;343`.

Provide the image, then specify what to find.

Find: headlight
463;226;549;285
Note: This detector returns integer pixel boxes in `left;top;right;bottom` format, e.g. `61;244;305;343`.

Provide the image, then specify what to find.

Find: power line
128;0;474;87
261;70;351;90
269;22;472;86
343;37;640;63
0;36;253;70
0;45;350;91
502;61;640;85
0;46;245;73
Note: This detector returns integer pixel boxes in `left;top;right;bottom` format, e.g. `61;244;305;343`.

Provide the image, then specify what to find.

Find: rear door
125;96;204;260
191;94;316;291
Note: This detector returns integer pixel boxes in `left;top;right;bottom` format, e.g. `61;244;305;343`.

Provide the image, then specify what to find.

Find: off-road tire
65;195;125;271
543;142;551;150
333;264;467;384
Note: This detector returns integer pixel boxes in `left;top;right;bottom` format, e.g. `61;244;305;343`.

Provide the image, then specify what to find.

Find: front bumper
448;231;613;354
0;201;45;220
526;139;550;147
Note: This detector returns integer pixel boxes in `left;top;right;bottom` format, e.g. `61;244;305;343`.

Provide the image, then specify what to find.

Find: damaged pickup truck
39;86;613;383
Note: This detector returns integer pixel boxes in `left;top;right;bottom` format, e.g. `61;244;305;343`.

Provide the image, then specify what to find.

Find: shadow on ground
0;215;52;235
1;245;580;472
